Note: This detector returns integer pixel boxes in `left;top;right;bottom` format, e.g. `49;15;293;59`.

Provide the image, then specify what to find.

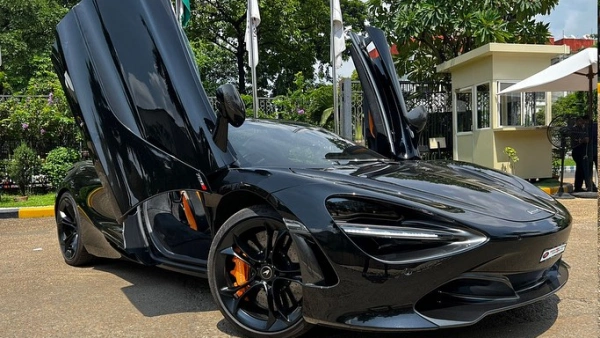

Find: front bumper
303;258;568;331
295;221;570;331
347;261;566;330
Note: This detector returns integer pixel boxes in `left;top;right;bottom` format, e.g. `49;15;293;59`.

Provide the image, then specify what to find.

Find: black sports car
51;1;571;337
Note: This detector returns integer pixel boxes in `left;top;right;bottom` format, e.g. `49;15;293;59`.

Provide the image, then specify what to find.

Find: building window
497;82;545;127
456;88;472;132
476;83;490;129
523;92;546;126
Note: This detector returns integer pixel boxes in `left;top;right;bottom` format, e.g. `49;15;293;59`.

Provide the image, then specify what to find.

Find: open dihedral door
349;26;421;160
52;0;235;224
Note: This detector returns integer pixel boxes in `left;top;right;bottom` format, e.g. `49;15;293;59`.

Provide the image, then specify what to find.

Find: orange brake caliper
230;254;251;298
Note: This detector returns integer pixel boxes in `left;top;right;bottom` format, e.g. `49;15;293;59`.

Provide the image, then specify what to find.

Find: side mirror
216;84;245;127
213;84;245;152
406;105;428;133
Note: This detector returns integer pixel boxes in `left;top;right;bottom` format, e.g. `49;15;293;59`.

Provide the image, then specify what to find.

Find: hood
292;161;558;223
52;0;235;221
349;26;422;160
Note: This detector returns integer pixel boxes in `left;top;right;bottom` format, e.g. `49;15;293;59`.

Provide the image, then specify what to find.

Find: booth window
456;88;472;132
497;82;545;127
476;83;490;129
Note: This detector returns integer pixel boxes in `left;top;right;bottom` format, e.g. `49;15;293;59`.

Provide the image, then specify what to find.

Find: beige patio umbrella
498;47;597;117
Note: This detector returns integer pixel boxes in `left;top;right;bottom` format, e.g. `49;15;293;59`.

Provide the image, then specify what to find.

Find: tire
55;191;94;266
208;205;312;338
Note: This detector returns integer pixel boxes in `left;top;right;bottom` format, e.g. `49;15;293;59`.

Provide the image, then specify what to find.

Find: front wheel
208;206;311;338
56;191;93;266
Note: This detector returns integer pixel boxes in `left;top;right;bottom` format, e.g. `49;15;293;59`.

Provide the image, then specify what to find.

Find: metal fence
340;80;453;159
207;96;281;115
2;85;453;161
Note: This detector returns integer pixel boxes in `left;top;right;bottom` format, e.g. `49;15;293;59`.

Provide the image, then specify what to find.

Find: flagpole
175;0;181;25
330;0;339;134
249;1;259;119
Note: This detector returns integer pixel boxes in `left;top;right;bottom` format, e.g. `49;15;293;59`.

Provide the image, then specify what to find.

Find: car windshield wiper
339;158;392;165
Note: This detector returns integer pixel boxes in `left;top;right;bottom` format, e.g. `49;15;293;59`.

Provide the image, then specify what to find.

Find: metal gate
340;79;453;160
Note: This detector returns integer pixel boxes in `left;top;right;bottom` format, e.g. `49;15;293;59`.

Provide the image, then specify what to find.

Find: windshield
229;120;385;168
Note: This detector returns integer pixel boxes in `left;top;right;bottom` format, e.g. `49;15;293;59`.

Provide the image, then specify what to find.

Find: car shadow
90;258;559;337
91;258;218;317
304;295;560;338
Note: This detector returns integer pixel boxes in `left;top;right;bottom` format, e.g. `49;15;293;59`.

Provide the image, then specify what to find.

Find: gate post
340;78;353;140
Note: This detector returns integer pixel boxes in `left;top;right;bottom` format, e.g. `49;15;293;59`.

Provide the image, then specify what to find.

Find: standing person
571;116;589;192
582;115;597;192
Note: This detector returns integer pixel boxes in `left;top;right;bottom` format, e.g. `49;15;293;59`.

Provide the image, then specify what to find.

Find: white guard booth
436;43;570;179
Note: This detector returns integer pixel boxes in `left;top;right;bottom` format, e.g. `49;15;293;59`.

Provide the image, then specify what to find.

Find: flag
181;0;191;27
245;0;261;67
172;0;191;27
331;0;345;69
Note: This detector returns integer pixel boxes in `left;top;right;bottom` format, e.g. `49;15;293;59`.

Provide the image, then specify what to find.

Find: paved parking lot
0;198;597;338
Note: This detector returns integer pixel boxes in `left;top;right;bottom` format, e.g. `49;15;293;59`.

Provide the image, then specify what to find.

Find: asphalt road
0;198;597;338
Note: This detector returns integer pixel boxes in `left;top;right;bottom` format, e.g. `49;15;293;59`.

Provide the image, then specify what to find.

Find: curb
0;206;54;219
538;183;573;195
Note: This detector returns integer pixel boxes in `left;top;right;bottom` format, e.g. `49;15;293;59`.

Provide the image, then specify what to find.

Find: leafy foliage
7;143;40;196
551;91;598;120
189;39;238;95
0;52;80;157
503;146;519;174
536;91;598;125
272;73;334;128
186;0;367;95
42;147;80;189
503;146;519;163
367;0;558;85
0;0;78;93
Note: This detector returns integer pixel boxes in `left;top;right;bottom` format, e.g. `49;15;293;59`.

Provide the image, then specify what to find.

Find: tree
186;0;367;95
189;40;239;96
272;72;334;126
7;143;40;196
0;0;78;93
551;91;598;121
367;0;558;87
0;54;79;157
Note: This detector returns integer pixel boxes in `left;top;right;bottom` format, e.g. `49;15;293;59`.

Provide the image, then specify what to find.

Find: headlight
327;197;488;264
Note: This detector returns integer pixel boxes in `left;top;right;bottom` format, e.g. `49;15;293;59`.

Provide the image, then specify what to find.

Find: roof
552;37;596;52
436;43;570;73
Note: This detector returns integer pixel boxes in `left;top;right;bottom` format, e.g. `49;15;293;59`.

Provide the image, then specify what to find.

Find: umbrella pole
588;65;593;120
583;69;594;190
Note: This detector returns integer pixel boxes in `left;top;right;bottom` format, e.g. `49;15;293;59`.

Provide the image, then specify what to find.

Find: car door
52;0;234;224
349;26;421;160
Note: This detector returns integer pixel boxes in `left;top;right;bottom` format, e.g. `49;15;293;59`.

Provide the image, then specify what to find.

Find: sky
536;0;597;38
337;0;598;77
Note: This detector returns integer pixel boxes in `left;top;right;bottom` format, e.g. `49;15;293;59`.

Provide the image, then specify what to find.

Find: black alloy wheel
56;192;93;266
208;206;311;338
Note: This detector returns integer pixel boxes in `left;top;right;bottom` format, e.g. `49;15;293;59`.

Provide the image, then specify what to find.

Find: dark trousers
573;145;594;191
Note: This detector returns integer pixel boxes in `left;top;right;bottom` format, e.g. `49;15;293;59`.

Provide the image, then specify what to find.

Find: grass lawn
561;158;576;167
0;193;55;208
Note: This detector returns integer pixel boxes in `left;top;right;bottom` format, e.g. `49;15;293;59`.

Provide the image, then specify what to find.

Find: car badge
260;266;274;280
540;243;566;262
